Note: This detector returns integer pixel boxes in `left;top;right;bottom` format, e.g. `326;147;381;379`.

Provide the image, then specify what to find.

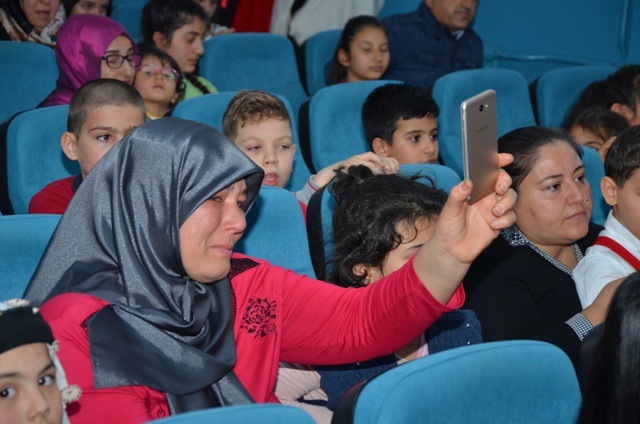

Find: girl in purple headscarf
39;14;139;107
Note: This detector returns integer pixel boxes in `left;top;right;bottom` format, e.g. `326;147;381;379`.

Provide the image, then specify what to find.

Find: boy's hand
313;153;399;187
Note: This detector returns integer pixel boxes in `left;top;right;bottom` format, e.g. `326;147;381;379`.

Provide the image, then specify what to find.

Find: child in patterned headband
0;299;80;424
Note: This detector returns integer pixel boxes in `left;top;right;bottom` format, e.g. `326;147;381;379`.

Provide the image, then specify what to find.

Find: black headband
0;306;54;356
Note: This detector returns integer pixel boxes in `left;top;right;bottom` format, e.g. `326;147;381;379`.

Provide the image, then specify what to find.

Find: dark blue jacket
316;309;482;410
382;2;483;90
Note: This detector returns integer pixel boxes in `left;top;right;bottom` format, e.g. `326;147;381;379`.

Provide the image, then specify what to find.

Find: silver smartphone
461;89;499;203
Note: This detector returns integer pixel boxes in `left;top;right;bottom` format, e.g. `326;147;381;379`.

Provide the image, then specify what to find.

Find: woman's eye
548;184;560;191
576;175;587;183
0;387;16;398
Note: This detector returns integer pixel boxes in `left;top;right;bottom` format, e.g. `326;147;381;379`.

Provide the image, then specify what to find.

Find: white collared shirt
573;211;640;307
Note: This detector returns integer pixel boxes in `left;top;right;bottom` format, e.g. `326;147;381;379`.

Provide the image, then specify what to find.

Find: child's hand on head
314;153;399;188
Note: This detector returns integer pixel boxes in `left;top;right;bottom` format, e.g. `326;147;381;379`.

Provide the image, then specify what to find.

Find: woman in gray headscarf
25;117;516;422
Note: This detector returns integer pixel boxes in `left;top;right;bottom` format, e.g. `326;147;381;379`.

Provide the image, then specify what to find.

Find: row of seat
0;27;626;127
0;70;611;223
0;210;582;424
0;161;455;301
110;0;639;89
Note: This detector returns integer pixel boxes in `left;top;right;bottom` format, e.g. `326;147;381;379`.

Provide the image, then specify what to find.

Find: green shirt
182;75;218;101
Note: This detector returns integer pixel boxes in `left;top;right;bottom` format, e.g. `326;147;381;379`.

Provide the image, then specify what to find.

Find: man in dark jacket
382;0;483;91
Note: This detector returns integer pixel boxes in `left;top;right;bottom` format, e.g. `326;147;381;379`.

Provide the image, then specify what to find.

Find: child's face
100;35;137;85
156;18;206;74
70;0;109;16
603;170;640;241
133;56;179;110
570;125;606;152
62;105;146;179
374;116;439;165
0;342;63;424
338;26;389;82
196;0;216;20
360;217;436;284
233;118;295;188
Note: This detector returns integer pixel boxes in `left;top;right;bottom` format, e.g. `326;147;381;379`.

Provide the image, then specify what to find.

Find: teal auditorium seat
2;105;75;215
0;42;58;124
0;214;60;300
298;79;400;173
147;404;314;424
332;340;582;424
306;163;460;280
432;68;536;178
172;92;311;192
200;34;308;121
581;145;609;227
474;0;632;82
235;186;315;278
303;29;340;95
534;65;617;127
111;2;144;43
377;0;420;19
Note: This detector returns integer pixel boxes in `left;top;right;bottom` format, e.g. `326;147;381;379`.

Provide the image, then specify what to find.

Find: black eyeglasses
102;52;141;69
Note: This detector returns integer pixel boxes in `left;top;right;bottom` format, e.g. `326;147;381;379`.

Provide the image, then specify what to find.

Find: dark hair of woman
327;165;447;288
578;272;640;424
329;15;386;85
498;126;583;193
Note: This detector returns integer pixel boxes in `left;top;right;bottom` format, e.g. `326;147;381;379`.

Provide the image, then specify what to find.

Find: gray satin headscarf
25;118;264;413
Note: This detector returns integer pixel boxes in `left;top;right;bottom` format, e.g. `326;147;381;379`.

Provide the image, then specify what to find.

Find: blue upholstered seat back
303;29;340;96
172;92;311;192
301;79;400;172
432;68;536;178
377;0;420;19
0;42;58;124
200;33;308;121
0;214;60;300
235;186;315;278
6;105;77;214
111;2;144;43
335;340;581;424
535;65;617;127
147;404;314;424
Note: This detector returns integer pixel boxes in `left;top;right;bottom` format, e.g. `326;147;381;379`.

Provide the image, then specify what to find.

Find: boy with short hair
29;79;147;214
574;125;640;307
223;90;398;206
362;83;440;165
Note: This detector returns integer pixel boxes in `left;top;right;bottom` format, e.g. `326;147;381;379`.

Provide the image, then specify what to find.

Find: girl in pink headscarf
39;14;139;107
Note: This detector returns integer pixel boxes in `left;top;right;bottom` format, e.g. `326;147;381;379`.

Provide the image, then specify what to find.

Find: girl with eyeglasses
133;46;185;120
39;14;139;107
141;0;218;102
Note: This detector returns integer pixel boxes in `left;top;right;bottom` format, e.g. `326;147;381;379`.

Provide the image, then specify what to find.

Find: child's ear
61;132;79;161
170;91;180;106
152;31;169;49
601;176;618;207
371;137;389;157
610;103;634;123
337;48;351;67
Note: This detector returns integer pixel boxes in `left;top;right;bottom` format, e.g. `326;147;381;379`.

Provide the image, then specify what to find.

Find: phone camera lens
479;104;484;112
